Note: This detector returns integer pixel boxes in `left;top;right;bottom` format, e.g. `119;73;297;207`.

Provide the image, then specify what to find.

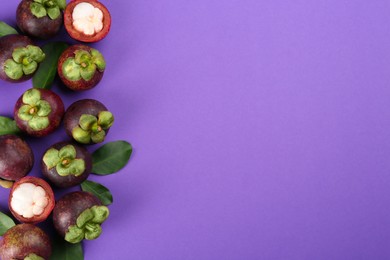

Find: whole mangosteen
53;191;109;243
58;44;106;91
0;135;34;182
0;223;51;260
63;99;114;144
14;88;65;137
17;0;65;39
9;176;55;224
64;0;111;42
41;141;92;188
0;34;45;82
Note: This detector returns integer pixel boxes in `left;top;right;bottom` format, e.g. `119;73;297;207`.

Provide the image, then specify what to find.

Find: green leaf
0;116;21;135
50;235;84;260
92;141;132;175
81;180;113;206
33;42;68;89
0;21;18;37
0;211;15;236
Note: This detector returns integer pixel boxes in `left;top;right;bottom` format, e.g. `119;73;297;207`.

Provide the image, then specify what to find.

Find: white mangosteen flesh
72;2;104;35
10;183;49;218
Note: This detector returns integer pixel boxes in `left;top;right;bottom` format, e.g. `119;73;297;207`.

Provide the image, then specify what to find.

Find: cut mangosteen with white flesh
0;223;51;260
64;0;111;42
41;141;92;188
53;191;109;243
57;44;106;91
14;88;65;137
0;34;45;82
0;135;34;182
9;176;55;224
16;0;66;39
63;99;114;144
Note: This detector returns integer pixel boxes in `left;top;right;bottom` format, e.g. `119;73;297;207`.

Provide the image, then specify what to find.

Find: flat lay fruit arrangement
0;1;132;259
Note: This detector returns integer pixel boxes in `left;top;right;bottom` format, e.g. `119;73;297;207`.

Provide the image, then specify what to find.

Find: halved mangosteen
0;135;34;183
0;34;45;82
0;223;51;260
53;191;109;243
63;99;114;144
17;0;66;39
8;176;55;224
64;0;111;42
14;88;65;137
41;141;92;188
58;44;106;91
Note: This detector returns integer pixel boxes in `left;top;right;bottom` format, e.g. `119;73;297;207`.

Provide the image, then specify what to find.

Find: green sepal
98;111;114;129
74;50;91;64
33;0;43;3
56;158;85;177
22;89;41;105
4;59;23;80
62;58;81;81
59;145;77;160
72;126;91;144
28;116;49;130
91;49;106;71
36;100;51;117
30;2;47;18
77;208;94;228
47;6;60;19
65;225;84;244
80;64;96;81
12;47;28;63
84;223;102;240
43;148;60;169
56;0;66;10
23;61;38;75
79;114;97;131
24;253;45;260
18;105;34;121
91;206;110;224
91;129;106;143
27;45;45;62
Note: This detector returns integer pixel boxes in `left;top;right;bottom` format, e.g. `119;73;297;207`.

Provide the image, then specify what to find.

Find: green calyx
65;205;109;244
72;111;114;144
30;0;66;20
4;45;45;80
17;89;51;131
43;145;86;177
24;254;44;260
62;49;106;82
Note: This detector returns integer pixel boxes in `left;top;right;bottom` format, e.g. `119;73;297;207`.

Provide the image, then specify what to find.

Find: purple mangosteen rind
0;224;51;260
16;0;64;39
58;45;105;91
0;135;34;182
64;99;114;144
14;88;65;137
53;191;109;243
0;34;45;82
41;141;92;188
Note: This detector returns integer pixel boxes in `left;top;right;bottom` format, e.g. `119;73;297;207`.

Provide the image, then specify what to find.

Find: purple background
1;0;390;259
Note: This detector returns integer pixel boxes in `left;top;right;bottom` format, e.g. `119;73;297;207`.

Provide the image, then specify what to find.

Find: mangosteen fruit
9;176;55;224
64;99;114;144
42;141;92;188
0;135;34;182
58;44;106;91
0;34;45;82
53;191;109;243
64;0;111;42
17;0;66;39
14;88;65;137
0;223;51;260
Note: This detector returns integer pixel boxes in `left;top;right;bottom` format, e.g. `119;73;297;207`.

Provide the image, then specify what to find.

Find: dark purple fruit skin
14;88;65;137
17;0;63;39
0;135;34;181
0;224;51;260
58;45;104;91
0;34;34;82
63;99;109;141
53;191;102;237
41;141;92;188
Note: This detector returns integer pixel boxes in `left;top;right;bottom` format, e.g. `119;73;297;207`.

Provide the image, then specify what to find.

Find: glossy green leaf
0;21;18;37
0;116;21;135
81;180;113;206
92;141;132;175
0;211;15;236
50;235;84;260
33;42;68;89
